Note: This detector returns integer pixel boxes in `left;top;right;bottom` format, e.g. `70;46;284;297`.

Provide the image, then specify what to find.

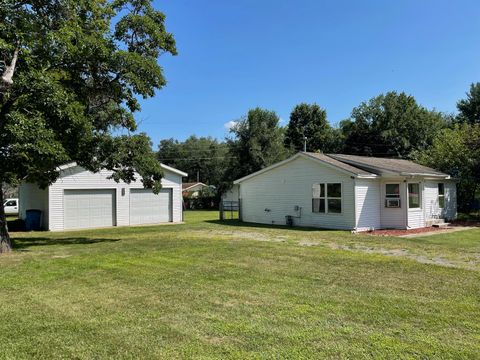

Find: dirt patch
365;227;453;237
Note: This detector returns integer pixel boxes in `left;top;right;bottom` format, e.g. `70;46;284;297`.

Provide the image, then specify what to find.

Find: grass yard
1;211;479;359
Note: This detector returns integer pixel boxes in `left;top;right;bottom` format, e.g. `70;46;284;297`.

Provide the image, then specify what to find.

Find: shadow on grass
206;219;333;232
13;237;120;250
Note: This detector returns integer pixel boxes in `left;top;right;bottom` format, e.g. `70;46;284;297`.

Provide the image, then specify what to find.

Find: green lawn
1;211;479;359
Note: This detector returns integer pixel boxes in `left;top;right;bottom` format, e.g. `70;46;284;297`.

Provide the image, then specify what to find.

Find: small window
327;183;342;213
312;184;325;213
385;184;401;207
438;183;445;208
5;200;16;207
408;183;421;209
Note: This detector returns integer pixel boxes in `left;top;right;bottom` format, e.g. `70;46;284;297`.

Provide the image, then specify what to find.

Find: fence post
219;201;224;220
238;199;242;221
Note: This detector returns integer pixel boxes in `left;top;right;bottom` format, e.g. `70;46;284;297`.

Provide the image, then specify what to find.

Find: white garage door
130;188;172;225
64;189;116;230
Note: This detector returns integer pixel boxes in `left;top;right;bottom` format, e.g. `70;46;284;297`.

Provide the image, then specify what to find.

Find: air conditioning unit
385;198;401;208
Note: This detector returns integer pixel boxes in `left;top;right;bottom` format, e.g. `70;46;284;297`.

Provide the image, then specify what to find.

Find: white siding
355;179;381;231
19;183;49;229
380;180;407;229
239;156;356;230
44;165;183;231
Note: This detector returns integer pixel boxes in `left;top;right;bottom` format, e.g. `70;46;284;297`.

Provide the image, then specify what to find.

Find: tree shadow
12;237;120;250
206;219;334;232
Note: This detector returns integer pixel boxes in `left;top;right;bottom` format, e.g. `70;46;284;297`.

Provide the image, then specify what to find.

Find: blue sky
135;0;480;146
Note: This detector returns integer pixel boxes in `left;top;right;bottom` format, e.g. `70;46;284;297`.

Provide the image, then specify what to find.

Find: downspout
352;176;357;232
404;180;409;229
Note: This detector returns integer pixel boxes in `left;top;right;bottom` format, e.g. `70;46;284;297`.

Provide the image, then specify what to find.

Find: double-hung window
385;184;401;207
312;183;342;214
438;183;445;208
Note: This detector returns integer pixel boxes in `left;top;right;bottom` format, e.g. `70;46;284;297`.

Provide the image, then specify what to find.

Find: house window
385;184;401;207
438;183;445;208
327;183;342;213
408;183;421;209
312;184;325;213
312;183;342;213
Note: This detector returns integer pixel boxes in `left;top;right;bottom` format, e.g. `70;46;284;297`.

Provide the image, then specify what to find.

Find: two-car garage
63;188;173;230
19;163;186;231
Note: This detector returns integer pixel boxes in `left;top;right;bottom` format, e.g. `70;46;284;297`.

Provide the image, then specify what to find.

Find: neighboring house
233;152;456;231
182;182;208;198
19;163;187;231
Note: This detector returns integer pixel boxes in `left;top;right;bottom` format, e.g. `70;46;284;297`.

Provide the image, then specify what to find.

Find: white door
64;189;116;230
130;188;172;225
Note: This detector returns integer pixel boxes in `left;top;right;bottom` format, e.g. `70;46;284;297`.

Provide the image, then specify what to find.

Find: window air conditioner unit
385;198;401;208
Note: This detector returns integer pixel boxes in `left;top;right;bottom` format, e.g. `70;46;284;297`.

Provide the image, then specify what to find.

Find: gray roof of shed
328;154;449;177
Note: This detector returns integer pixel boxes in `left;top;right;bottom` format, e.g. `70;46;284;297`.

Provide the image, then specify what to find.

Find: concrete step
432;222;450;228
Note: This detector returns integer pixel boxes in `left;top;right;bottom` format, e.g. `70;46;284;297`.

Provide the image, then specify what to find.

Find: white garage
19;162;187;231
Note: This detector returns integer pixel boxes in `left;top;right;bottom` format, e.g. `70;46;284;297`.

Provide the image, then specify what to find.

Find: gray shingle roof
302;152;376;176
328;154;449;177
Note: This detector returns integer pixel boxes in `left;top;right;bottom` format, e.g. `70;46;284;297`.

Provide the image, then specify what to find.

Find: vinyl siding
44;166;183;231
355;179;381;231
239;156;356;230
18;183;49;229
380;180;407;229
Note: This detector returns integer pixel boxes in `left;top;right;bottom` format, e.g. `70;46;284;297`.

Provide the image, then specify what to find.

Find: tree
157;136;228;186
0;0;177;252
285;103;339;153
457;83;480;124
341;91;448;157
223;108;288;189
413;124;480;211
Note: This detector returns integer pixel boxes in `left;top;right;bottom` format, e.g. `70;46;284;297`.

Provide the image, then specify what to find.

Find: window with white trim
312;183;342;213
385;183;401;207
408;183;421;209
438;183;445;208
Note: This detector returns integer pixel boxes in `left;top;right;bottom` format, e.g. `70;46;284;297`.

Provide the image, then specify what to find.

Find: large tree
0;0;177;252
341;91;448;157
157;135;228;186
223;108;288;189
413;124;480;211
284;103;340;153
457;82;480;124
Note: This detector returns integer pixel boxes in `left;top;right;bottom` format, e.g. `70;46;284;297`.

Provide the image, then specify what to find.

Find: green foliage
0;0;176;190
223;108;288;188
413;124;480;210
456;82;480;124
285;103;341;153
341;91;448;157
158;136;228;186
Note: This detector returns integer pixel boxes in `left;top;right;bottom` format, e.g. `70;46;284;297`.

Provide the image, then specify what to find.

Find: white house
19;163;187;231
232;152;456;231
182;182;209;197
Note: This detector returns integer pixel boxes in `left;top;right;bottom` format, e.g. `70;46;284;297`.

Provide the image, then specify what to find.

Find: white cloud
224;120;238;130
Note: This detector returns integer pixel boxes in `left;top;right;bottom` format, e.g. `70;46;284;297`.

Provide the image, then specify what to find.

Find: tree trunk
0;184;12;253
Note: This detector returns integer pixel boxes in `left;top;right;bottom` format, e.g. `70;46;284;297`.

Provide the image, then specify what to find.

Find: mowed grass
1;211;479;359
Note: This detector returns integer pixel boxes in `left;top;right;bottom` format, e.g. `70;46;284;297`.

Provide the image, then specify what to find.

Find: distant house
232;152;456;231
19;163;187;231
182;182;209;198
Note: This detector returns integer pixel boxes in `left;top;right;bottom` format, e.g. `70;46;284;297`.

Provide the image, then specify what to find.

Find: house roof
58;162;188;177
233;152;377;184
233;152;451;184
182;182;207;191
328;154;449;177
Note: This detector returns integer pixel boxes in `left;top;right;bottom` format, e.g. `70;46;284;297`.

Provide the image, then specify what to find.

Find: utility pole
303;136;307;152
196;170;199;183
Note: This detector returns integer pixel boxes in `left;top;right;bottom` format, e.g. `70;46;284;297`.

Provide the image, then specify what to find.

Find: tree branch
1;46;20;87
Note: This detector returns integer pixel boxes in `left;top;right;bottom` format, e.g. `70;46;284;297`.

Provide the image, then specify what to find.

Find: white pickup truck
3;198;19;215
